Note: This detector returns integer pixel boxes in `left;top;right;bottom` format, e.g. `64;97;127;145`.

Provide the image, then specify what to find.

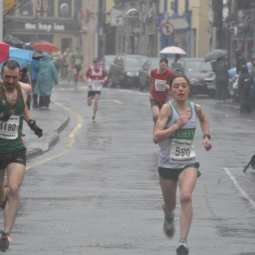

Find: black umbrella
204;49;228;62
32;50;44;60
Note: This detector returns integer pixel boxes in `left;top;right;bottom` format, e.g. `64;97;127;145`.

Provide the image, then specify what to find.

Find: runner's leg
93;93;100;118
159;177;177;218
4;163;25;234
178;167;197;239
151;105;160;125
0;170;6;206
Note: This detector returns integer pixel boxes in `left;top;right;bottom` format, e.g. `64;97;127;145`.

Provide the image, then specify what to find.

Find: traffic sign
160;22;174;37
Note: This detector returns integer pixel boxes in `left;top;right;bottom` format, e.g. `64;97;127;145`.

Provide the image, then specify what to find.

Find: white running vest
158;102;197;169
88;67;103;91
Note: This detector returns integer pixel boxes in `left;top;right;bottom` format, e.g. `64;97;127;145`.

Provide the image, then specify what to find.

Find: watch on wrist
203;134;211;140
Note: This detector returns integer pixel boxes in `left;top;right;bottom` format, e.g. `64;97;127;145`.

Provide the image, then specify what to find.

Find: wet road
5;82;255;254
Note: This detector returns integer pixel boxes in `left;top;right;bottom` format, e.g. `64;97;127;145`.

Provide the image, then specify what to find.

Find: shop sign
126;8;139;23
110;10;123;26
25;22;65;32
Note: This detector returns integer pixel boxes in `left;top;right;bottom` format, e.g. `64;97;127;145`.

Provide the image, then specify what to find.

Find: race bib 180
0;115;20;140
169;139;196;164
155;79;166;91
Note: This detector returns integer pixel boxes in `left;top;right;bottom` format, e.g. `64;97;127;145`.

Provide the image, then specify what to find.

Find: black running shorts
0;147;26;169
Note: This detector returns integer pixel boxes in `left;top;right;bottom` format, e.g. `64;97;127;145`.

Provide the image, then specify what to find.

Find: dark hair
170;75;190;88
93;57;100;63
160;57;168;65
1;60;21;73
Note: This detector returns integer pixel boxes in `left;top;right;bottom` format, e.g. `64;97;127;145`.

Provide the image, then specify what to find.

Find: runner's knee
180;192;192;205
7;184;20;198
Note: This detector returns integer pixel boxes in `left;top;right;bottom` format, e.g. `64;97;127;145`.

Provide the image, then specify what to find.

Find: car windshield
125;57;142;67
104;56;115;66
185;60;212;72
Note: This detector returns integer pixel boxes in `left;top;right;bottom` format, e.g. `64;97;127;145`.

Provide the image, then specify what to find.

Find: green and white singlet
0;83;25;153
158;101;197;169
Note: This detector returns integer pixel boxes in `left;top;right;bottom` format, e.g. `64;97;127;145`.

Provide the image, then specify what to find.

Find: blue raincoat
34;53;58;96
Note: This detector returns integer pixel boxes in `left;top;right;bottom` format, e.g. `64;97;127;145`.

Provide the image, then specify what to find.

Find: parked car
102;55;116;86
175;58;216;97
138;57;174;91
228;74;239;102
109;55;148;88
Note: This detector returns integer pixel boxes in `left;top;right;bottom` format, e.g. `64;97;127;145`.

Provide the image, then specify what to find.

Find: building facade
4;0;82;53
160;0;211;58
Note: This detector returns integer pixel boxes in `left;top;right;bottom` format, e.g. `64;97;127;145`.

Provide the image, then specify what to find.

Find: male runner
153;75;212;255
150;57;174;124
0;60;43;252
84;58;107;122
71;46;83;86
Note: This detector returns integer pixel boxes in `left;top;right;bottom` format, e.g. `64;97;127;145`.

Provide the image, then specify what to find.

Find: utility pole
212;0;223;49
251;3;255;55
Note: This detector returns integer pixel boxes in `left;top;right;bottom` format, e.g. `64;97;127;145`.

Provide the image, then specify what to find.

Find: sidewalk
22;102;69;159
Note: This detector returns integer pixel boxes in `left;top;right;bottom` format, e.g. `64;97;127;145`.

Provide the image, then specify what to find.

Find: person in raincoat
34;53;58;109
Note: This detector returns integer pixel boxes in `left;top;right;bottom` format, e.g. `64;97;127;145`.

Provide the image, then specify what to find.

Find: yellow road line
25;99;83;170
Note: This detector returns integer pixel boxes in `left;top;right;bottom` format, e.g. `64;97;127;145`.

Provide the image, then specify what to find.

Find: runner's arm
153;104;177;144
196;104;212;151
22;90;31;122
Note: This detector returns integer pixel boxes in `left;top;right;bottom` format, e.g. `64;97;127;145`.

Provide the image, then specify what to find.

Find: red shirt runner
150;69;175;105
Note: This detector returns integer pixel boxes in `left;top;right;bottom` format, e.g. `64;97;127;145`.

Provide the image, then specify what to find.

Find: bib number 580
175;147;190;157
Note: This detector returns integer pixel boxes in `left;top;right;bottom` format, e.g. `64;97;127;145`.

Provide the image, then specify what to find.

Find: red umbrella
0;42;10;63
31;41;60;53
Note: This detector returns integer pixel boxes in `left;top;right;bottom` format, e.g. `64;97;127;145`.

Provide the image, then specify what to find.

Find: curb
26;111;70;160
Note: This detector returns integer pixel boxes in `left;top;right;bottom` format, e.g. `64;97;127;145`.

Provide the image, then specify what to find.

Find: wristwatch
203;134;211;140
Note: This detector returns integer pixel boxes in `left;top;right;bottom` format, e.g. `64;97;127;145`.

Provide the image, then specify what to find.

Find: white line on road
223;168;255;208
100;99;123;104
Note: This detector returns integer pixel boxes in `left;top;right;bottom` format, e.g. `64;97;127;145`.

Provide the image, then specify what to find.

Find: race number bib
169;139;196;164
0;115;20;140
92;80;102;90
155;79;166;91
75;58;81;65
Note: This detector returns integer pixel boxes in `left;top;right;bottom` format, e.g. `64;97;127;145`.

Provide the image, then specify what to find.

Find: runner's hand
100;80;104;84
28;120;43;137
0;111;11;122
176;113;189;128
203;139;212;151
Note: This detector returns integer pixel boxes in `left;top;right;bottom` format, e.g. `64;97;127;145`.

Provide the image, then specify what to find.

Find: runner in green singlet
153;75;212;255
71;46;83;86
0;60;43;252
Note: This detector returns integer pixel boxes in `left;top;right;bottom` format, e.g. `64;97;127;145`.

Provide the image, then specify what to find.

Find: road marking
100;99;123;104
26;99;83;170
223;168;255;208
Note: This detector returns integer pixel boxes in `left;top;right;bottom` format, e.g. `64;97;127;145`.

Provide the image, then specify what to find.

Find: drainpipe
0;0;3;41
185;0;191;57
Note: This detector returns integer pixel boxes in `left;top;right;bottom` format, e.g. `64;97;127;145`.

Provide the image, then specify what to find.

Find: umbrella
32;51;44;60
31;41;60;53
0;42;10;64
9;47;34;68
160;46;187;55
204;49;228;62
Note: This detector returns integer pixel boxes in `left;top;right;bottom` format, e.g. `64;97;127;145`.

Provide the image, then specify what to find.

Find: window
19;0;33;16
74;0;82;18
46;1;54;17
59;0;72;17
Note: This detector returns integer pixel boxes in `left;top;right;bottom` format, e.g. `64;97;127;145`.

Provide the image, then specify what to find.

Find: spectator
34;53;58;109
212;57;229;103
31;59;40;108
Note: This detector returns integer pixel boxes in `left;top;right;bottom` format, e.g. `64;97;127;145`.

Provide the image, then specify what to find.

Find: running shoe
163;213;175;238
92;116;96;122
176;239;189;255
0;231;12;252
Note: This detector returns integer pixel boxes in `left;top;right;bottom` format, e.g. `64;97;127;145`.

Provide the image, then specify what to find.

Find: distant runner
153;75;212;255
84;58;107;122
150;57;174;125
71;46;83;86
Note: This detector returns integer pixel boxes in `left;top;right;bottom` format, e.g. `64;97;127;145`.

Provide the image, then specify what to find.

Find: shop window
59;0;72;18
74;0;82;18
46;1;54;17
19;0;33;16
